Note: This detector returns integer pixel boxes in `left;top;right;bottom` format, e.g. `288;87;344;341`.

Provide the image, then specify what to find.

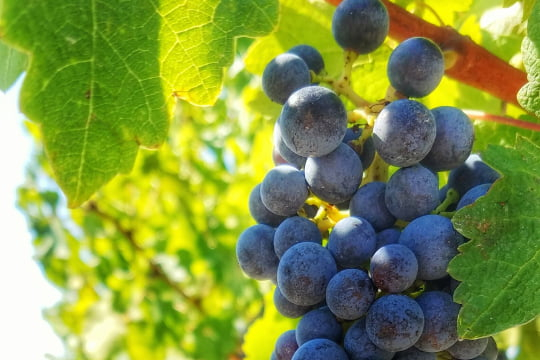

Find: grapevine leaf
518;0;540;117
0;0;278;207
0;41;27;91
449;136;540;339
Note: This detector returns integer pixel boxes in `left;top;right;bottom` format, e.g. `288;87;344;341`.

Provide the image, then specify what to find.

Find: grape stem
433;188;460;215
464;110;540;132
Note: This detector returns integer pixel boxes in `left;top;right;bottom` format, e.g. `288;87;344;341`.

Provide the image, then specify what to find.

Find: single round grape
280;86;348;157
447;338;489;360
456;183;491;210
274;329;299;360
327;216;377;268
292;338;349;360
332;0;389;54
273;286;314;318
304;142;363;204
344;317;395;360
414;291;459;352
277;242;337;306
421;106;474;171
375;227;401;250
447;154;500;196
385;164;440;222
399;215;464;280
349;181;396;231
295;306;343;345
326;268;375;320
387;37;444;98
248;184;288;227
262;53;311;104
236;224;279;281
274;216;322;259
369;244;418;293
373;99;436;167
365;294;425;352
393;347;436;360
287;44;325;74
273;121;307;169
342;125;376;169
475;337;499;360
260;164;309;216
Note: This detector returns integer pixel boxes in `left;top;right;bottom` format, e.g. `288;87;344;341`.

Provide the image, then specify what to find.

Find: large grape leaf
0;0;278;207
518;0;540;117
0;41;27;91
449;136;540;338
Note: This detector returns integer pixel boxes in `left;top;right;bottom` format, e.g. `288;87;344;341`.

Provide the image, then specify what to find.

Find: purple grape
327;216;377;268
260;164;309;216
292;338;349;360
274;216;322;258
295;306;343;345
349;181;396;231
236;224;279;281
326;268;375;320
369;244;418;293
262;53;311;104
344;317;395;360
274;329;299;360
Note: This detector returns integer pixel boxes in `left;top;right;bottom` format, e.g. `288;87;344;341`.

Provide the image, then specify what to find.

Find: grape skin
287;44;325;74
273;286;314;319
274;329;299;360
262;53;311;104
280;85;348;157
342;125;376;169
273;121;307;169
332;0;389;54
295;306;343;345
248;183;288;227
274;216;322;259
349;181;396;231
456;183;491;210
260;164;309;216
414;291;459;352
447;338;489;360
277;242;338;306
399;215;464;280
327;216;377;268
420;106;474;171
325;268;375;320
304;142;363;204
384;164;440;222
235;224;279;281
393;347;436;359
369;244;418;293
373;99;437;167
447;154;500;196
344;317;395;360
292;338;349;360
375;227;401;250
365;294;425;352
387;37;445;98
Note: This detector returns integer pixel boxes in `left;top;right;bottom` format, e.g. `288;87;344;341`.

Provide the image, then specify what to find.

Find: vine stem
464;110;540;132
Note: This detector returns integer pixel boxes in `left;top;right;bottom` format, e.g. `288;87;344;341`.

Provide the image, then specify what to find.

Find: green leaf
0;0;278;207
163;0;279;105
518;1;540;117
449;136;540;339
0;41;27;91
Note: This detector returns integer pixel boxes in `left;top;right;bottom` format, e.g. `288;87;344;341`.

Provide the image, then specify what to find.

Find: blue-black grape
375;227;401;249
456;183;491;210
262;53;311;104
273;286;314;319
277;242;338;306
414;291;459;352
420;106;474;171
304;142;363;204
342;125;376;169
295;306;343;345
292;338;349;360
248;183;288;226
287;44;325;74
387;37;444;98
280;85;348;157
373;99;436;167
447;154;500;196
349;181;396;231
327;216;377;268
393;347;436;360
384;164;440;221
326;268;375;320
365;294;425;352
369;244;418;293
274;329;299;360
343;317;395;360
274;216;322;259
332;0;389;54
475;337;498;360
447;338;489;360
260;164;309;216
399;215;464;280
236;224;279;281
273;121;307;169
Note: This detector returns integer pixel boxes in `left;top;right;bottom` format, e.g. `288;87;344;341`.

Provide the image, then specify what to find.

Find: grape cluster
237;0;503;359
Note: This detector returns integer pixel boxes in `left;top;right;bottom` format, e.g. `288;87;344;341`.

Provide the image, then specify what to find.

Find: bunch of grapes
236;0;503;359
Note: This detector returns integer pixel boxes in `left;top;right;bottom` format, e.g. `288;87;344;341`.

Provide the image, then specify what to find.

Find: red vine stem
464;110;540;132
